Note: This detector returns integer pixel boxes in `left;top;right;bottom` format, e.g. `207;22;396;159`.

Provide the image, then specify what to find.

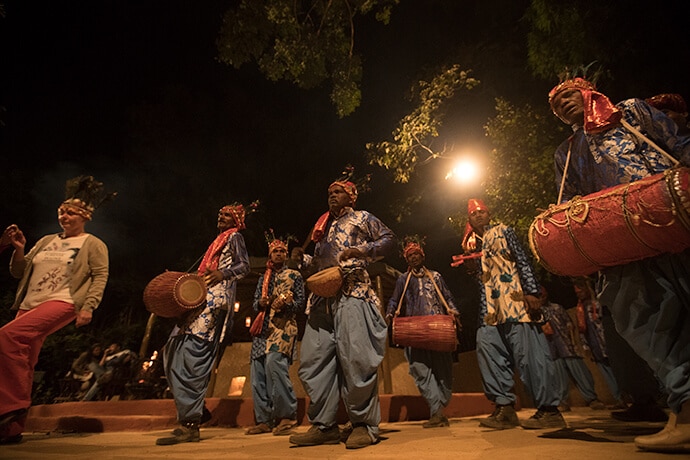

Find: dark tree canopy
216;0;400;118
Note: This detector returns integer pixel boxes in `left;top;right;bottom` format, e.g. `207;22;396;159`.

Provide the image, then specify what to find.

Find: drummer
156;203;250;446
549;75;690;453
289;171;396;449
459;198;564;430
385;236;460;428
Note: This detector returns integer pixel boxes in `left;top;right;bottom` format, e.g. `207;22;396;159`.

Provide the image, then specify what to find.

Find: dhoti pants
250;352;298;425
298;295;387;440
405;347;453;416
476;322;560;408
164;332;221;423
599;251;690;413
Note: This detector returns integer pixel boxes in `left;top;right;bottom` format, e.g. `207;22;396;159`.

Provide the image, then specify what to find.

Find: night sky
2;1;689;343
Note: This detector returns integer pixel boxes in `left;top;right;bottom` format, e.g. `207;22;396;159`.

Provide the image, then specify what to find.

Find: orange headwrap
311;181;359;243
329;180;358;204
548;77;622;134
220;204;247;230
268;238;288;254
403;242;424;259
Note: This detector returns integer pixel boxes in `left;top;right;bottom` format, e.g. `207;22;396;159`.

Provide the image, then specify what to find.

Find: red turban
467;198;488;214
220;204;246;230
462;198;489;253
328;180;358;204
312;181;359;243
268;238;288;254
403;242;424;259
548;77;622;134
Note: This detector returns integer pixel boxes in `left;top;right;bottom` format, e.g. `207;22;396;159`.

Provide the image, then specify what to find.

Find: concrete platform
3;407;671;460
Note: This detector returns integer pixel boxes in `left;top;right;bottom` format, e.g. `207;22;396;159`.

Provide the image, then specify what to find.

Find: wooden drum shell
143;271;207;318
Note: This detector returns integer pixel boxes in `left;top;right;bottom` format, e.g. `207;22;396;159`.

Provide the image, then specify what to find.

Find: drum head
174;275;207;307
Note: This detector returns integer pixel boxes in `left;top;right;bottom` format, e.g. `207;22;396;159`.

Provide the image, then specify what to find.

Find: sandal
273;419;297;436
245;423;272;435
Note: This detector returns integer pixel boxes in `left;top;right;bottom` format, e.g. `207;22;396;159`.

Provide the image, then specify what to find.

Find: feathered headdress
61;175;117;220
264;228;296;254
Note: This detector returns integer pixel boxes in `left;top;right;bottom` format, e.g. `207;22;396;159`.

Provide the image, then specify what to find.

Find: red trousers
0;301;75;436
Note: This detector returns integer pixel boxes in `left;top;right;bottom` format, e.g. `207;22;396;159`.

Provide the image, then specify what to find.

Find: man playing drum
156;203;250;445
549;76;690;453
289;175;395;449
386;236;460;428
460;199;564;430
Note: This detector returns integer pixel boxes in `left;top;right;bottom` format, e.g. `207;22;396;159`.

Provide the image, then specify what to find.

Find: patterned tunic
386;269;458;318
476;223;540;326
311;207;395;308
555;98;690;202
250;266;305;361
179;231;250;342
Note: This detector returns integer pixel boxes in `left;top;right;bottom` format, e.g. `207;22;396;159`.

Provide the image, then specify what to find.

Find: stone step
25;394;495;432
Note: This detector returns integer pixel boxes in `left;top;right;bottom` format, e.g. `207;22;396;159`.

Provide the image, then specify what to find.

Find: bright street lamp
445;157;480;185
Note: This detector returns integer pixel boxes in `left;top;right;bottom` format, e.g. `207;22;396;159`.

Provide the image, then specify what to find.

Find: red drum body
529;168;690;276
306;267;343;298
392;315;458;352
143;271;207;318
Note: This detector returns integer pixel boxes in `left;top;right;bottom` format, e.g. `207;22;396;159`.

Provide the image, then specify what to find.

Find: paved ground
0;407;677;460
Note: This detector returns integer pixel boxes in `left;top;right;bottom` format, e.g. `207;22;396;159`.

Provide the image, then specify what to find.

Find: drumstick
557;138;573;205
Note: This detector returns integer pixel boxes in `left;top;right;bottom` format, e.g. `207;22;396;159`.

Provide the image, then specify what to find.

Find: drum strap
394;271;413;317
557;137;574;205
393;269;453;317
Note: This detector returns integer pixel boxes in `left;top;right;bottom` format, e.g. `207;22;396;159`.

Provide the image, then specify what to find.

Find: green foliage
483;97;566;239
366;65;480;183
526;0;592;78
444;98;567;278
216;0;399;118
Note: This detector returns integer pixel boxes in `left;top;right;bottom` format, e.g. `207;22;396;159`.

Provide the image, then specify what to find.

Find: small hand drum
306;266;343;298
